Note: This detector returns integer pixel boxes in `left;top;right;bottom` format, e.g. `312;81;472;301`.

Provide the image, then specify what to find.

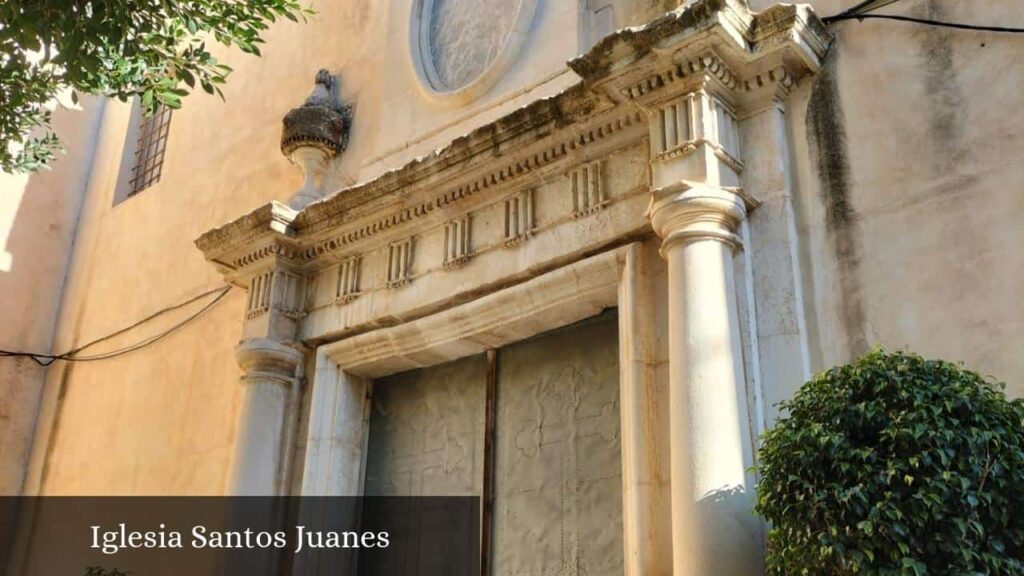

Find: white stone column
228;338;304;496
649;182;760;575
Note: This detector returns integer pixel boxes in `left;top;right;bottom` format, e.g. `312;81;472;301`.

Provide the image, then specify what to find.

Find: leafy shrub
755;350;1024;575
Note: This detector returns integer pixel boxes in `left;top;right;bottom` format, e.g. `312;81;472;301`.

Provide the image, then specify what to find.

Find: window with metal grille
127;104;173;196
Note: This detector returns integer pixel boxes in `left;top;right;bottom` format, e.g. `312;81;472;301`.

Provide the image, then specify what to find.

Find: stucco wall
0;97;104;494
4;0;1022;497
18;1;390;495
784;0;1024;402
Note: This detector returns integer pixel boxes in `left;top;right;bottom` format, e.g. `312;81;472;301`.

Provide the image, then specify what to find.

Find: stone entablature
196;0;827;349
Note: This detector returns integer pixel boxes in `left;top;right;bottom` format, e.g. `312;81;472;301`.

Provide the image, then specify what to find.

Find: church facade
2;0;1022;574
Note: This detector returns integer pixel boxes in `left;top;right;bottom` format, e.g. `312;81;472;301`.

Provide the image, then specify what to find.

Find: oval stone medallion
410;0;536;104
426;0;517;90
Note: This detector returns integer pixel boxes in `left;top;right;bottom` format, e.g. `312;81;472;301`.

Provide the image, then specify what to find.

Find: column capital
235;338;304;386
647;181;750;256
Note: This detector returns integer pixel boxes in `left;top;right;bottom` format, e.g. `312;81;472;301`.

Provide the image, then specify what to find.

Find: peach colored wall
3;0;1022;496
0;97;104;494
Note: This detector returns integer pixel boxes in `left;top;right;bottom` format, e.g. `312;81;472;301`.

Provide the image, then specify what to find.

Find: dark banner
0;497;479;576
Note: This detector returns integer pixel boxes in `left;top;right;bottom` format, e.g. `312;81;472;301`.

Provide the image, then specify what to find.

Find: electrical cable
824;12;1024;33
0;285;232;367
822;0;1024;33
846;0;902;17
823;0;904;23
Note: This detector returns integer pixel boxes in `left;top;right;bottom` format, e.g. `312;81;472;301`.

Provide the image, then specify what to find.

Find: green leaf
754;351;1024;575
0;0;309;173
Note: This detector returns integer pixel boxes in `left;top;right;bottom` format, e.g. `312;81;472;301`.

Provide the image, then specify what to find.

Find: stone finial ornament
281;69;353;208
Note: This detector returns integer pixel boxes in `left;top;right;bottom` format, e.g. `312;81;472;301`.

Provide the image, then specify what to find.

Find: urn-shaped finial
281;69;352;207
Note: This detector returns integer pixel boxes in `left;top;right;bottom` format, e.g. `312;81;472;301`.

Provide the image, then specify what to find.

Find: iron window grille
127;104;173;196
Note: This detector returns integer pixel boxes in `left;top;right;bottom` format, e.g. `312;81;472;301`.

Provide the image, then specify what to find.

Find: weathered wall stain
806;44;869;359
914;0;971;170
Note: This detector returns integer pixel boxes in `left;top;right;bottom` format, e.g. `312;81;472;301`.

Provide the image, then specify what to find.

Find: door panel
492;310;622;575
364;353;487;496
361;310;623;574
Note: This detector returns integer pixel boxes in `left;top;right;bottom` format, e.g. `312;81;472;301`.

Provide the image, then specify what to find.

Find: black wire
0;286;232;367
823;0;904;23
822;0;1024;32
824;12;1024;33
846;0;899;17
66;286;230;355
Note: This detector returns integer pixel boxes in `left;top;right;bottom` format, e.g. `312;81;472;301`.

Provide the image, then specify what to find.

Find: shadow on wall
0;98;104;495
0;169;64;495
695;484;765;573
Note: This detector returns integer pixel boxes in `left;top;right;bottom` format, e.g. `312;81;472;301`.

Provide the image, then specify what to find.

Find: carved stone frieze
649;87;742;170
503;189;534;247
570;161;607;218
386;237;415;288
244;269;308;321
335;255;362;303
442;217;471;268
245;271;273;320
299;109;643;261
618;54;740;103
231;240;304;272
736;66;797;115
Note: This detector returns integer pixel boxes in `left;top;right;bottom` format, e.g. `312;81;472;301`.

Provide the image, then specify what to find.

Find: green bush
755;350;1024;575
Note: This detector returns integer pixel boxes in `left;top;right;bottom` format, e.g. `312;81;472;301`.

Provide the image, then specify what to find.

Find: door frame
299;240;667;573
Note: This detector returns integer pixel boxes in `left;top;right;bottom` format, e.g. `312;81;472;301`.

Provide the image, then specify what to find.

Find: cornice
748;3;830;63
195;202;294;257
300;108;643;261
295;84;604;231
196;101;644;275
569;0;828;107
195;0;829;281
618;53;741;102
568;0;748;84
